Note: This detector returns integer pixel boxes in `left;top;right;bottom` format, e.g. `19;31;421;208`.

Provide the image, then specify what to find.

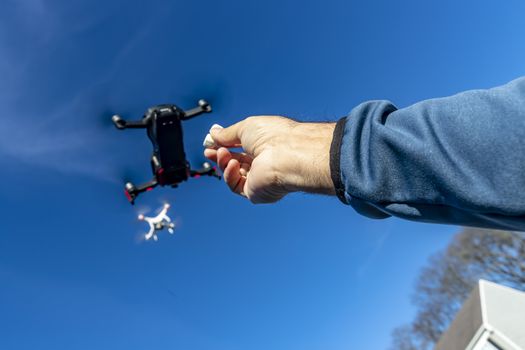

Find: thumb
210;120;245;147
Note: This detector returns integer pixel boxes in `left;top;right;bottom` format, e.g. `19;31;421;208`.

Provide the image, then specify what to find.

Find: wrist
278;122;336;195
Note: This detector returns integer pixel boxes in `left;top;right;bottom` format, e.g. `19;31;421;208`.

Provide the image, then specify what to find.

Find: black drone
112;99;220;204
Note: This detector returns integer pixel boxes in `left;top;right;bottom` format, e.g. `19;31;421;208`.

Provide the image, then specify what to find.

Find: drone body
138;203;175;241
112;99;220;204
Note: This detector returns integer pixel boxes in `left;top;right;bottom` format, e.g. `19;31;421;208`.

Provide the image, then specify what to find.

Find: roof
434;280;525;350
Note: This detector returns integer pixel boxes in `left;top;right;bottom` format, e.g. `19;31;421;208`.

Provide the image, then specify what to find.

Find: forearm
332;77;525;230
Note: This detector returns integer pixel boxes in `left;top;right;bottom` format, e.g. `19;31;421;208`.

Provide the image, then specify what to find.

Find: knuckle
245;116;265;128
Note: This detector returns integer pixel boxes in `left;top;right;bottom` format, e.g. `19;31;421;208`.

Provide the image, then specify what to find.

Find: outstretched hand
204;116;336;204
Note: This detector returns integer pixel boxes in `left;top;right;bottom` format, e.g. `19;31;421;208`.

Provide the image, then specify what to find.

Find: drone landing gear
125;179;158;205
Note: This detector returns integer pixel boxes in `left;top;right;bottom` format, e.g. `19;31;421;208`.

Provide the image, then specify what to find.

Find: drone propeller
97;107;137;132
178;75;233;114
119;167;142;184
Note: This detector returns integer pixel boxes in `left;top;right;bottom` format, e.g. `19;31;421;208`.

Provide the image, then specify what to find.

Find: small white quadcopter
138;203;175;242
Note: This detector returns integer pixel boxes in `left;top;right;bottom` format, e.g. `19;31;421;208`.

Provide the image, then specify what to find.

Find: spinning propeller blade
177;75;233;114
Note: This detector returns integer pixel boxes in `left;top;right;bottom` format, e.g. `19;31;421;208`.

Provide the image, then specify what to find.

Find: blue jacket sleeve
330;77;525;231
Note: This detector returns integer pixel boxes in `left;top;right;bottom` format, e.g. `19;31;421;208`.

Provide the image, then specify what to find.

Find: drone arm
125;178;158;204
190;163;221;179
181;100;212;120
135;179;159;193
112;115;150;129
155;207;169;220
124;120;149;128
145;224;155;241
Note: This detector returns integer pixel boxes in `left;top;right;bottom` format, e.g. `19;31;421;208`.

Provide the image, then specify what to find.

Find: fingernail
210;124;223;131
203;133;217;148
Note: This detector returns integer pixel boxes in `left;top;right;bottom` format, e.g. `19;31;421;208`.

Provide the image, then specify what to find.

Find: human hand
204;116;336;204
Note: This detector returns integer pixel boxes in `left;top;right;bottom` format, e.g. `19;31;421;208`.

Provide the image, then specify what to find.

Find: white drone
138;203;175;241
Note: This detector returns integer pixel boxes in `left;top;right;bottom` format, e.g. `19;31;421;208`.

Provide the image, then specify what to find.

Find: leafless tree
389;228;525;350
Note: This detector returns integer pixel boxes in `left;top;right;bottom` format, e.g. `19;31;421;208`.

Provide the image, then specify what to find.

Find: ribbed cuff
330;117;348;204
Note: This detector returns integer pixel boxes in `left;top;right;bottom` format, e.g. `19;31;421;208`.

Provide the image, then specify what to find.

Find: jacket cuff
330;117;349;204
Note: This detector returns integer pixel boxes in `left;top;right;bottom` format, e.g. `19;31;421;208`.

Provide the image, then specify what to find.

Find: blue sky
0;0;524;349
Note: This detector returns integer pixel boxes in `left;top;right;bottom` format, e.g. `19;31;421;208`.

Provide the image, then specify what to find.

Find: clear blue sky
1;0;524;349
